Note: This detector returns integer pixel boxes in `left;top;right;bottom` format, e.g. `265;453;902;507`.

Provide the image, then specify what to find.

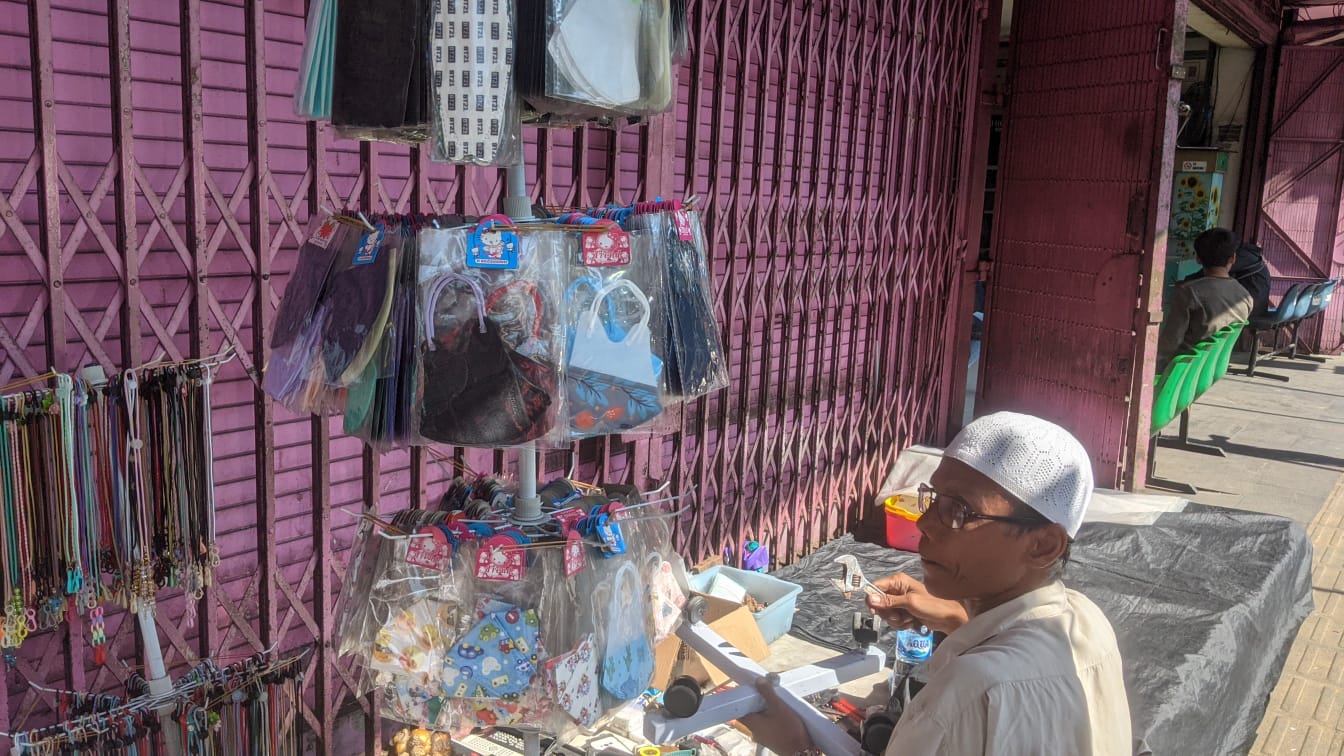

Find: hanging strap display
0;363;219;652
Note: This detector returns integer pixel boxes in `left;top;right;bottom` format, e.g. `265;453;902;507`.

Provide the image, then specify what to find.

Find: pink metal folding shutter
0;0;987;747
977;0;1184;489
1258;45;1344;354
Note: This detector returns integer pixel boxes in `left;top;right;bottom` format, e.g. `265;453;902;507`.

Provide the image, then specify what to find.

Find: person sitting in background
1157;227;1253;371
743;412;1132;756
1181;238;1272;319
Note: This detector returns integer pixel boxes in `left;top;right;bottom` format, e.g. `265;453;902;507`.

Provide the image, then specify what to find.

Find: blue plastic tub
689;565;803;644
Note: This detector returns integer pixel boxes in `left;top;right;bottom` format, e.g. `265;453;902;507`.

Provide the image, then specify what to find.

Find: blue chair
1244;283;1307;380
1287;279;1339;363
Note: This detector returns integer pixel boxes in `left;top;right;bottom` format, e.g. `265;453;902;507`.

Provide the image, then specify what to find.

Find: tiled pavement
1249;476;1344;755
1141;354;1344;754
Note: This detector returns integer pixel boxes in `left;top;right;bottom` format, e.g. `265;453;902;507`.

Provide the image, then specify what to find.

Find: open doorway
964;44;1007;427
1163;10;1256;305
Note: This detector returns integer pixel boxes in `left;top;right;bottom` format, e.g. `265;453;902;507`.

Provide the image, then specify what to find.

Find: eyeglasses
916;484;1046;531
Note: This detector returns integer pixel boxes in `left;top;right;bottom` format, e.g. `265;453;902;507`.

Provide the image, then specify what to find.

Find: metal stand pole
502;158;544;755
502;158;545;532
137;607;184;756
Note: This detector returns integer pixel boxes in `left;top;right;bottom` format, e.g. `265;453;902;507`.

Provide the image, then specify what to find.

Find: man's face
916;458;1040;602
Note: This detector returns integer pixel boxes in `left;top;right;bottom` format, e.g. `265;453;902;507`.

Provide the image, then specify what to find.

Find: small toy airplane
831;555;884;600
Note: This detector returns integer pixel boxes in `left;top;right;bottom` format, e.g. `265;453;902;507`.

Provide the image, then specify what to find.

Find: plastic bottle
891;625;934;689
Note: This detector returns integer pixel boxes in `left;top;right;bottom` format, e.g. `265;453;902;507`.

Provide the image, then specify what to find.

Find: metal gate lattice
0;0;984;749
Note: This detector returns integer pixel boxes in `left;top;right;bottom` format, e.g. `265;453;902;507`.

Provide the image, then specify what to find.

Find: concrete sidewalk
1146;356;1344;525
1142;354;1344;754
1251;476;1344;754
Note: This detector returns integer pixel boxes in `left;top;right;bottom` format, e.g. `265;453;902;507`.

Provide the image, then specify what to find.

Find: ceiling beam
1285;15;1344;43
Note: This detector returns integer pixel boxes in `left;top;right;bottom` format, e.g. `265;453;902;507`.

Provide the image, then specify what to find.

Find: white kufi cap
944;411;1093;537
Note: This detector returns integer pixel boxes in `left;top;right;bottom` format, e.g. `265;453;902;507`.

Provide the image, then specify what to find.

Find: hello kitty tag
404;527;453;571
580;227;631;267
563;530;585;577
474;535;526;581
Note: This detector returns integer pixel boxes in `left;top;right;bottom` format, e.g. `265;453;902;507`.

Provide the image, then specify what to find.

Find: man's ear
1025;525;1069;569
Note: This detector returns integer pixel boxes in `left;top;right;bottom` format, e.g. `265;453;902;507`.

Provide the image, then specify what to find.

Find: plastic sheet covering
774;505;1313;756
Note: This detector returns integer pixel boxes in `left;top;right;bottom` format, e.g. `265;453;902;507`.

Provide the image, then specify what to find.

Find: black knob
663;675;703;718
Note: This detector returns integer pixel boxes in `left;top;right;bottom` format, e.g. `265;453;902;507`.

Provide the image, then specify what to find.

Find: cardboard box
653;593;769;689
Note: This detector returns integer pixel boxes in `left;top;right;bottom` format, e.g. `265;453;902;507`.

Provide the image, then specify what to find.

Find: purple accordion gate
0;0;987;748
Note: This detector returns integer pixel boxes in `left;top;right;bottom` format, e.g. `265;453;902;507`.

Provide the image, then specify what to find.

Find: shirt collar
926;581;1070;677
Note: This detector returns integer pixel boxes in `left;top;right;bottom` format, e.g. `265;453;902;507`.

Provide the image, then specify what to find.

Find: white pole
502;159;545;528
137;607;184;755
503;160;543;756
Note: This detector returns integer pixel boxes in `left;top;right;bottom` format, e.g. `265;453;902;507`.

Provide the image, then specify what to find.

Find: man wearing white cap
745;412;1132;755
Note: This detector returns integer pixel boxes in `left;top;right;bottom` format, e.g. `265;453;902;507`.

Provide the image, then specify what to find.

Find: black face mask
272;221;348;350
418;275;554;446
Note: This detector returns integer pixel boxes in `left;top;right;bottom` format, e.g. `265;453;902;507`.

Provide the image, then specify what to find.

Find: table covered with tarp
774;448;1314;756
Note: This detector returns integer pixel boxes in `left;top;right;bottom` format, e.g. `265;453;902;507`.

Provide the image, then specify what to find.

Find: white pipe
503;161;534;221
501;159;544;528
513;442;545;525
137;607;184;755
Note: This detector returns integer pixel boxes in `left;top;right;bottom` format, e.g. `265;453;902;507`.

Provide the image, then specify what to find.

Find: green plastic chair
1192;326;1234;400
1152;354;1196;435
1176;340;1217;416
1211;321;1247;384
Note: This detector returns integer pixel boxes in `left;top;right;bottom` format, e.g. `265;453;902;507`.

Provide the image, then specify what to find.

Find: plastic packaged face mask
547;633;600;726
600;562;654;700
566;279;663;436
370;599;457;688
443;603;543;700
430;0;522;165
646;555;686;643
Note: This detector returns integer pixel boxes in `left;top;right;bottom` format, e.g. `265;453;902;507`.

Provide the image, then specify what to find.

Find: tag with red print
475;535;527;581
551;506;585;534
309;217;339;249
672;210;695;241
564;530;586;577
580;227;632;267
404;527;453;571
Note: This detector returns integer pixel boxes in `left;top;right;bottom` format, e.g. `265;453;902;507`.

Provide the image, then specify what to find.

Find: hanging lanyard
0;396;16;645
124;369;158;611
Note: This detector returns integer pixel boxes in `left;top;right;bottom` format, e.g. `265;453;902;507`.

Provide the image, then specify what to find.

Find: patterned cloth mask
646;555;686;644
370;599;457;688
442;601;543;701
566;279;662;436
547;633;600;726
600;562;655;701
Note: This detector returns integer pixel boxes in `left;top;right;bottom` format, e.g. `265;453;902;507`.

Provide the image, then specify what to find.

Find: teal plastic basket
688;565;802;644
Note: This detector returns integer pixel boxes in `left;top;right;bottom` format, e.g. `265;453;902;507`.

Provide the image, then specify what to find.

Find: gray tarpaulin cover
773;505;1313;755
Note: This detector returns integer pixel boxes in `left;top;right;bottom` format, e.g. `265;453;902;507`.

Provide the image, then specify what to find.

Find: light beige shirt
885;581;1132;756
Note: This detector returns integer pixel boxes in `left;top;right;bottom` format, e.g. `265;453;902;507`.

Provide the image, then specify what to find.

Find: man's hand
866;573;968;635
740;676;814;755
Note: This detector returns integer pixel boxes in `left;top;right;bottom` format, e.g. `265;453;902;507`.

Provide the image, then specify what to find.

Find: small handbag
418;274;555;446
565;279;662;435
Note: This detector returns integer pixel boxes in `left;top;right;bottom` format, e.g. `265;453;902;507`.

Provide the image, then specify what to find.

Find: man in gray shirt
1157;228;1253;371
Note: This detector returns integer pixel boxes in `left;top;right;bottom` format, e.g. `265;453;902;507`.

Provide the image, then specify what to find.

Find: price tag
467;216;520;269
551;507;585;534
404;528;453;571
474;535;526;582
352;223;385;266
563;530;585;577
580;227;632;266
672;210;695;241
308;218;339;249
